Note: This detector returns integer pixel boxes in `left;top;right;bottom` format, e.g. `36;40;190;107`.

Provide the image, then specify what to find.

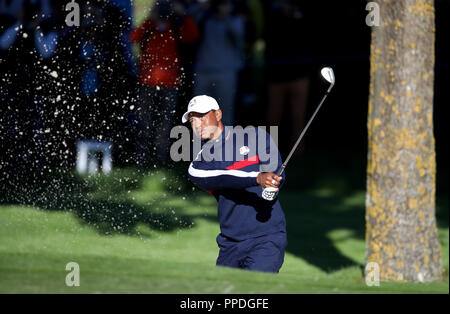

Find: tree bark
366;0;443;282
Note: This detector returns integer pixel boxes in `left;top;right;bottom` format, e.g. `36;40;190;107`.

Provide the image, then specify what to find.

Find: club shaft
277;86;333;177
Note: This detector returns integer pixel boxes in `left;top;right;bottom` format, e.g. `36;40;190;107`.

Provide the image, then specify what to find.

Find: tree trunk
366;0;443;282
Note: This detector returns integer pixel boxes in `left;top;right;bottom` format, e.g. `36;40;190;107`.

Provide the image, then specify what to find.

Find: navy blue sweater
188;126;286;241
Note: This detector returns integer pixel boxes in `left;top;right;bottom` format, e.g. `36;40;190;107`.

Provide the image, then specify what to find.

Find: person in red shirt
130;0;199;166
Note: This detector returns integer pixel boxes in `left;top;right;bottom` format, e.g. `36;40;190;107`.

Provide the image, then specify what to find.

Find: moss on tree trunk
366;0;443;282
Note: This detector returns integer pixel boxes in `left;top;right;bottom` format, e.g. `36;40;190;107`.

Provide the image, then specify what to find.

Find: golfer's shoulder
229;126;265;138
229;126;274;149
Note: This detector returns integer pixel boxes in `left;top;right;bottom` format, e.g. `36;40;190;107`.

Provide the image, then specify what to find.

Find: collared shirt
188;126;287;241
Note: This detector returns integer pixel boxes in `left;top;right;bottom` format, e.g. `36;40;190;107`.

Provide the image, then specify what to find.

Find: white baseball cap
182;95;220;123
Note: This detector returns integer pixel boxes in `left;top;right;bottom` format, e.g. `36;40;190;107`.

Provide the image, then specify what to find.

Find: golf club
262;67;335;201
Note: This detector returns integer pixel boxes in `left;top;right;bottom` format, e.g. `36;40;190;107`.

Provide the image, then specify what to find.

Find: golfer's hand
257;172;282;189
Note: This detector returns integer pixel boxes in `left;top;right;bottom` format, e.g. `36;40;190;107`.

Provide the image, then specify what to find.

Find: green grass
0;166;448;293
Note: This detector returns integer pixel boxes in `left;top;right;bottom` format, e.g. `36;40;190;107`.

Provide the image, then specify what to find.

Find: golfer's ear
215;109;222;122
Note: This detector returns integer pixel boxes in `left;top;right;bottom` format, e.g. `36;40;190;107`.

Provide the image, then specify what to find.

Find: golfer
182;95;287;273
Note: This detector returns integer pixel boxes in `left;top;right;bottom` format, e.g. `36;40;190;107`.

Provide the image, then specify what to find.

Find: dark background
231;0;449;197
0;0;448;198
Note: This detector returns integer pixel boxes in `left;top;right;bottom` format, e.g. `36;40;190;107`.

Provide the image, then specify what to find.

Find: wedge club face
321;67;335;90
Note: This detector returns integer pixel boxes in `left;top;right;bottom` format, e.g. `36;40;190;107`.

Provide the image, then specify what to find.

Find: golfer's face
189;110;219;140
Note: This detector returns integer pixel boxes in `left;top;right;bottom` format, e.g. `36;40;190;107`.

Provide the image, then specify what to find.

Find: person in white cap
181;95;221;140
182;95;288;273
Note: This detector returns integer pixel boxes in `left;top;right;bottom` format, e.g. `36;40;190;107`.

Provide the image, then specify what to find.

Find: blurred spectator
77;0;106;143
50;1;84;168
76;1;133;140
109;0;138;77
100;3;137;165
0;0;48;169
264;0;314;157
130;0;199;166
171;0;203;120
0;0;26;172
233;0;264;124
32;0;62;168
192;0;245;126
1;0;138;172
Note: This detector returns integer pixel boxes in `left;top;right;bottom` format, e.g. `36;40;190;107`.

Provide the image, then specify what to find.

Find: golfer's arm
188;162;259;191
258;130;286;189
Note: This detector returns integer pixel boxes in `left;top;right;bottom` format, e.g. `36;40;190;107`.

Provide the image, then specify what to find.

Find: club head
321;67;335;86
